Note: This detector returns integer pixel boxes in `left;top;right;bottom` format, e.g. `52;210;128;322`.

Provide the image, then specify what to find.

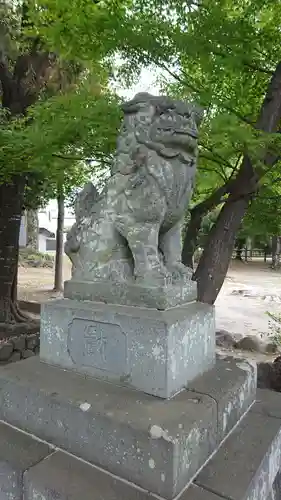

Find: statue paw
134;267;173;286
166;263;193;282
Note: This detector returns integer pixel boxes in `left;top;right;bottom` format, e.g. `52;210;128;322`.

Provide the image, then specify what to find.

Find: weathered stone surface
189;356;257;440
0;342;14;361
195;398;281;500
24;450;151;500
64;278;197;310
236;335;263;352
0;357;218;498
257;358;281;391
215;330;244;349
9;352;21;363
272;471;281;500
215;331;236;348
40;298;215;398
265;342;279;354
22;349;35;359
251;388;281;419
257;362;275;389
65;93;202;306
12;336;26;352
267;471;281;499
0;421;51;500
24;451;224;500
0;322;39;339
26;334;39;350
181;485;224;500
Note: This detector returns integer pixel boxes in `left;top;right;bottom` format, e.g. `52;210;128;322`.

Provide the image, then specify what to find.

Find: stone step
0;356;256;499
195;389;281;500
0;391;281;500
0;421;51;500
23;450;225;500
0;419;221;500
24;450;152;500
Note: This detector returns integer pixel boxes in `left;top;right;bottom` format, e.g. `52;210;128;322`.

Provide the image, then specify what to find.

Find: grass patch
19;248;54;268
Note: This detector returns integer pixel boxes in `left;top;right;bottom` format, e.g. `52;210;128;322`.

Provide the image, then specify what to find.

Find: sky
116;67;161;100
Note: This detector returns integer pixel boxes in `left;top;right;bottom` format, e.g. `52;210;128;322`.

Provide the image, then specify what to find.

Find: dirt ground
18;258;281;341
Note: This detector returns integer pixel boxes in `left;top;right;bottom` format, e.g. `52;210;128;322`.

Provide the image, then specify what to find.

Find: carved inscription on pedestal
68;318;128;375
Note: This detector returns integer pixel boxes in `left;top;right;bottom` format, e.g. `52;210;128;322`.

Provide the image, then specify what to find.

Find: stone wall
0;334;40;364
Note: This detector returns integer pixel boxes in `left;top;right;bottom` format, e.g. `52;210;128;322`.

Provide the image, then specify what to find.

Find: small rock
216;329;229;335
264;342;279;354
232;333;244;343
12;335;26;352
257;356;281;392
257;362;274;389
0;342;14;361
236;336;263;353
22;349;35;359
9;351;21;363
216;331;236;348
26;334;39;350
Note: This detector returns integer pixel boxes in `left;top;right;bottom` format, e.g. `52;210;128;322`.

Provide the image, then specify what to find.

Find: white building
19;201;75;252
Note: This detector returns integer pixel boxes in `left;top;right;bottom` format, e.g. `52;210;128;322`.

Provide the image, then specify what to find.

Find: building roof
39;227;55;238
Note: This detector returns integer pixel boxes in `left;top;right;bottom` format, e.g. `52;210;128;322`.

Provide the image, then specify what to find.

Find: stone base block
1;389;281;500
195;389;281;500
24;450;225;500
40;298;215;398
1;391;281;500
0;356;255;498
64;278;197;310
24;449;151;500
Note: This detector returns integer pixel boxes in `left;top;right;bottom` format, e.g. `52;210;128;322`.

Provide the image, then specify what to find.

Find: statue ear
193;105;204;127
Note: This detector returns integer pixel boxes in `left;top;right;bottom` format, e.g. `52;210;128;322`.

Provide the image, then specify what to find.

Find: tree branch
52;153;113;167
211;48;274;75
160;63;255;126
198;163;228;183
200;142;234;170
243;61;274;75
52;153;91;162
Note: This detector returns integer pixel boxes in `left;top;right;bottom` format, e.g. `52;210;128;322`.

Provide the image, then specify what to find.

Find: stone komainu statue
65;93;202;286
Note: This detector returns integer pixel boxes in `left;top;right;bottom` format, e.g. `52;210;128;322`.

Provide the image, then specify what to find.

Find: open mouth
157;128;198;139
173;130;198;140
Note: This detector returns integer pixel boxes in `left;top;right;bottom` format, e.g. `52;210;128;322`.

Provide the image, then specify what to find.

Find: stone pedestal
40;298;215;398
0;355;256;499
64;278;197;310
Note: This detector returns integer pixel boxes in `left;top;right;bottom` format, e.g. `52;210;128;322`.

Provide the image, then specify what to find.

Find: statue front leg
124;223;168;285
159;222;193;282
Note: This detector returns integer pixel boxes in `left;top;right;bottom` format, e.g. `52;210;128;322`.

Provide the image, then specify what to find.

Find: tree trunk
0;177;25;323
0;9;54;333
245;237;252;261
182;210;204;268
26;209;39;251
182;183;231;268
54;191;65;292
235;237;245;261
194;60;281;304
271;236;281;269
194;194;250;304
